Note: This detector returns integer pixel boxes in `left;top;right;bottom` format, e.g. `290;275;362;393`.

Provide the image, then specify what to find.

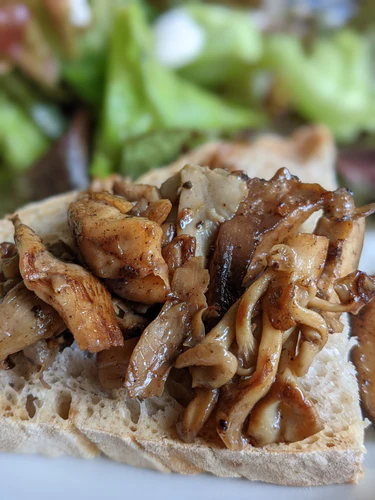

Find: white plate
360;229;375;276
1;230;375;499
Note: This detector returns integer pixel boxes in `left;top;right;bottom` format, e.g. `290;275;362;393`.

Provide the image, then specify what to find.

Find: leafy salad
0;0;374;213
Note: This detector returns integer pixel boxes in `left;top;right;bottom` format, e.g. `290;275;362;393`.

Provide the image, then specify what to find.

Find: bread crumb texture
0;319;365;486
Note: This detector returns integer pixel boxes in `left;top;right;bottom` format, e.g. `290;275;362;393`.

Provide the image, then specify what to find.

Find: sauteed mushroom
13;217;123;353
351;297;375;425
2;164;375;450
0;282;65;361
68;192;170;304
126;257;209;398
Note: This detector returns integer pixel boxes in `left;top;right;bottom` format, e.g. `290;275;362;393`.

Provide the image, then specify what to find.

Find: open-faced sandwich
1;126;374;486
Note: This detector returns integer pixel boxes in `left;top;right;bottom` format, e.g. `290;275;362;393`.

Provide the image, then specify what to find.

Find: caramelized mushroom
13;217;123;353
126;301;189;398
162;235;196;279
0;242;22;298
175;303;239;389
216;310;284;450
112;298;149;337
113;181;161;203
126;257;209;398
316;190;375;297
97;338;139;390
105;275;169;305
68;193;170;304
248;369;323;446
208;168;327;314
315;189;375;333
0;281;65;361
351;298;375;425
177;387;219;443
177;164;248;258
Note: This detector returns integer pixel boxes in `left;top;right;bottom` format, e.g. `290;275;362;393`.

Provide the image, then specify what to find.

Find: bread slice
0;127;366;486
0;299;365;485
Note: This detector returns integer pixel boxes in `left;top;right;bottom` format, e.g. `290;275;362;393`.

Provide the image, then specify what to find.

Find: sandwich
0;126;374;487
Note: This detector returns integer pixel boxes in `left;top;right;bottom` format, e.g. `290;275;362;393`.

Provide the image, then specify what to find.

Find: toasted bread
0;127;366;486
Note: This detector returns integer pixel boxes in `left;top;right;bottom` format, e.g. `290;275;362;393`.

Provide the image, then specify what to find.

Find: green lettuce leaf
178;4;262;87
0;91;50;171
120;129;212;177
264;30;375;141
92;1;263;177
62;0;129;105
1;73;66;140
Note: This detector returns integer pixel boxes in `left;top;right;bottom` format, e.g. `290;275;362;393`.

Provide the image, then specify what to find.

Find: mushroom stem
216;309;283;450
175;302;239;389
177;387;219;443
308;296;353;312
248;368;323;446
289;326;324;377
290;300;328;341
236;269;273;366
176;343;238;389
288;301;329;377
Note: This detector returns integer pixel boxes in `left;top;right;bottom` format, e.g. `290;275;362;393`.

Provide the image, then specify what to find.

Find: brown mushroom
0;281;65;361
351;298;375;425
13;217;123;353
68;192;170;304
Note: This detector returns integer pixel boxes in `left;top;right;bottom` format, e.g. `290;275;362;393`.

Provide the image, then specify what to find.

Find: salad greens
62;0;130;105
178;4;262;87
1;74;66;140
0;91;50;171
264;30;375;141
120;129;209;177
92;2;263;177
0;0;374;214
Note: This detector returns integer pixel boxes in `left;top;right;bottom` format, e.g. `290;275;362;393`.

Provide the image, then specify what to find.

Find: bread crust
0;129;366;486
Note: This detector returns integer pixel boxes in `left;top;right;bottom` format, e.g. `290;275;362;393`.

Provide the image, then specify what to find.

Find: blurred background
0;0;374;216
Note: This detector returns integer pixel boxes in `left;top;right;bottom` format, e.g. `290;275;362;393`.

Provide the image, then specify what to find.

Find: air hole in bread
130;425;137;432
57;392;72;420
87;406;94;418
5;387;18;405
324;430;334;438
9;380;25;391
145;400;166;417
91;395;100;405
19;411;30;421
26;394;38;418
326;442;335;448
305;435;319;444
